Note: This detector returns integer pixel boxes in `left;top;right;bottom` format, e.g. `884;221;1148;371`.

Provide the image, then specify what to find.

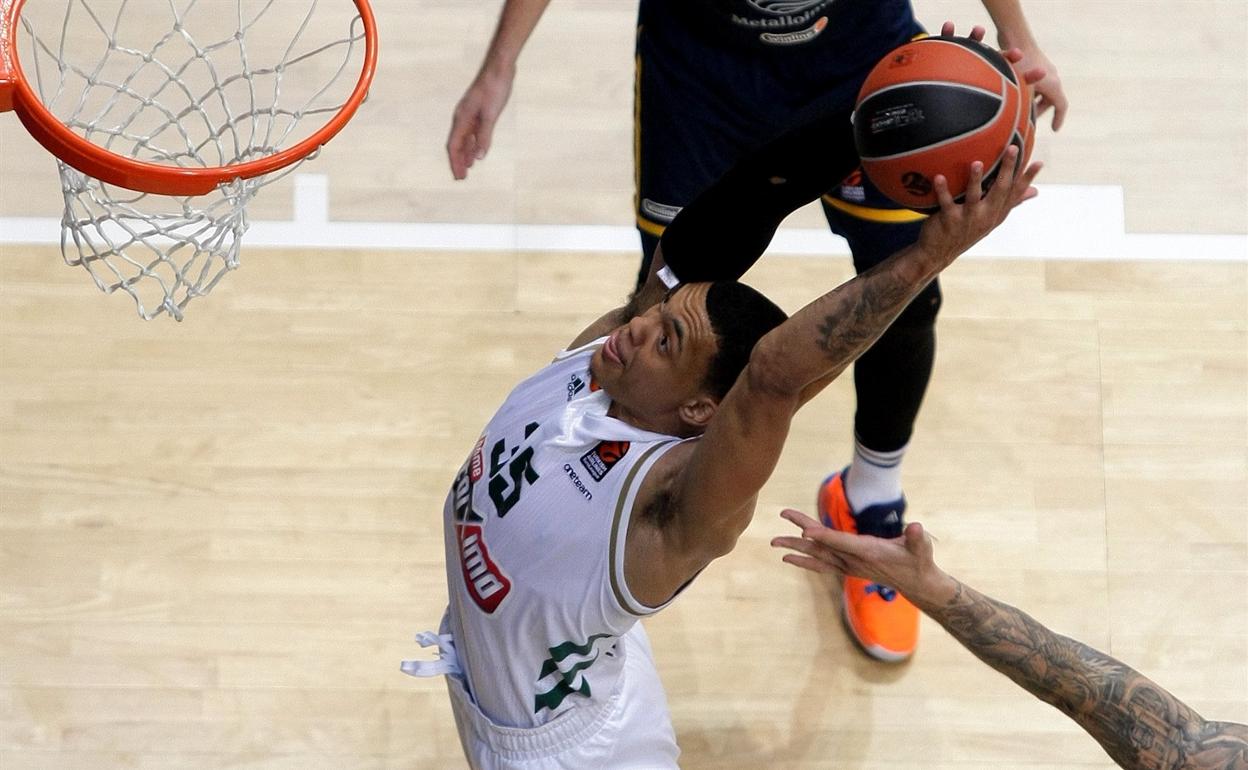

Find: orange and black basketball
853;35;1032;212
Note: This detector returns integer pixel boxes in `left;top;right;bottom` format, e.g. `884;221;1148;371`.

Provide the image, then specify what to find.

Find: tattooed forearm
931;580;1248;770
813;260;930;369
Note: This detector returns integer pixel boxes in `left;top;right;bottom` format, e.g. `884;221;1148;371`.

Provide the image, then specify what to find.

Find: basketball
853;35;1032;212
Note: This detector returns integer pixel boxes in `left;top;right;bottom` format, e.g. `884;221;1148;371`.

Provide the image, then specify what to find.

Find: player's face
591;283;720;435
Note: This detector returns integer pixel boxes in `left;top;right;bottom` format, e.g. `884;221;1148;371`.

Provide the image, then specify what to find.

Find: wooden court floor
0;244;1244;769
1;0;1246;767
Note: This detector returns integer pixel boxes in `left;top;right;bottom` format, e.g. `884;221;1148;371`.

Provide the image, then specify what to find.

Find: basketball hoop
0;0;377;319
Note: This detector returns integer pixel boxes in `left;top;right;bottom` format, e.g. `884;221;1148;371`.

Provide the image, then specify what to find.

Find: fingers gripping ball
853;35;1034;212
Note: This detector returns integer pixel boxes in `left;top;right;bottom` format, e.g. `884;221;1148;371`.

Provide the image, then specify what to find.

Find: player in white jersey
407;52;1046;768
409;336;692;766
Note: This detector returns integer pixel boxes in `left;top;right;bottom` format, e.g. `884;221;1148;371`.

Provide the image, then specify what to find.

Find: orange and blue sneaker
817;468;918;662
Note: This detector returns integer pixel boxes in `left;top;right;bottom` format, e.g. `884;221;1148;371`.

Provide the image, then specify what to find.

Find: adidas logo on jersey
567;374;586;401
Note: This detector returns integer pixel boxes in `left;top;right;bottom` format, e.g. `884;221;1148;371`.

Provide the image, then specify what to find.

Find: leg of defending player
631;1;791;290
833;207;939;465
817;184;937;663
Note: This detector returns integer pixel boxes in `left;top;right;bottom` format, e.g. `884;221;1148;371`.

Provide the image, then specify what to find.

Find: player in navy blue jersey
447;1;1067;662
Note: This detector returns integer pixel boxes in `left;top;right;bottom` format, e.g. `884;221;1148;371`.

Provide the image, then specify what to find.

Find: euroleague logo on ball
902;172;932;197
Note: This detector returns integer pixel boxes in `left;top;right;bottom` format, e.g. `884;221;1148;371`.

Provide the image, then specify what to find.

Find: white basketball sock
844;437;906;513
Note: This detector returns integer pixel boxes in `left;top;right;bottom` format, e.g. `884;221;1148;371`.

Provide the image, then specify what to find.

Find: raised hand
941;20;1066;130
771;509;955;608
915;145;1042;270
772;507;1248;770
941;21;988;42
447;68;514;180
1010;44;1066;130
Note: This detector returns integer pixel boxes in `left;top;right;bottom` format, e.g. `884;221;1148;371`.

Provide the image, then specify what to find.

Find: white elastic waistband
444;657;622;760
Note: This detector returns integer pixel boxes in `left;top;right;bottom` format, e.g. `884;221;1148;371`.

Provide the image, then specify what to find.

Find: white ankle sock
845;438;906;513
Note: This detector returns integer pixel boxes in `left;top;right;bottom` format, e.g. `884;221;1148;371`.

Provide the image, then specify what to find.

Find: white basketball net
18;0;369;320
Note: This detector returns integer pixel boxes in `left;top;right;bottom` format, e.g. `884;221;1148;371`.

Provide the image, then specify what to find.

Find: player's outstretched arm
772;511;1248;770
566;104;865;352
644;149;1041;586
447;0;552;179
571;33;1047;352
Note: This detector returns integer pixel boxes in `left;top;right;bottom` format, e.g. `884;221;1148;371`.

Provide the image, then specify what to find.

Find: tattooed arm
764;144;1040;408
772;511;1248;770
936;579;1248;769
623;149;1043;607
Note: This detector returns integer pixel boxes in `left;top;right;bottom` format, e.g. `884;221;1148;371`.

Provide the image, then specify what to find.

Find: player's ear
678;395;718;431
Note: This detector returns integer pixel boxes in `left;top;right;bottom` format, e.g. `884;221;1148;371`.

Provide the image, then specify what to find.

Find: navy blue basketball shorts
634;2;929;276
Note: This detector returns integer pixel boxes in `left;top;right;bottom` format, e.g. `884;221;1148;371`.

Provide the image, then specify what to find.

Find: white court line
1;175;1244;262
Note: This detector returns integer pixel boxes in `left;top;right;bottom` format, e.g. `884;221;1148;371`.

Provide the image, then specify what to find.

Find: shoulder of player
642;439;698;486
621;439;705;606
625;436;758;600
631;439;699;536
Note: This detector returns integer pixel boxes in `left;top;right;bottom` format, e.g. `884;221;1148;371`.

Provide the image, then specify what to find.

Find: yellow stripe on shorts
822;195;929;223
636;215;667;238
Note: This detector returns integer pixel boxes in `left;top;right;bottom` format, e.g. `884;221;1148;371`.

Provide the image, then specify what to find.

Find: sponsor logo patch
452;434;510;612
561;463;594;501
457;523;511;613
839;183;866;203
838;169;866;201
748;0;826;13
469;435;486;483
731;0;829;30
453;438;487;525
641;198;681;223
566;374;586;401
579;440;630;482
759;15;826;45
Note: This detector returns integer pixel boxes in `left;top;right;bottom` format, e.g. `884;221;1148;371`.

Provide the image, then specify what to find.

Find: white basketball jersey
441;337;685;729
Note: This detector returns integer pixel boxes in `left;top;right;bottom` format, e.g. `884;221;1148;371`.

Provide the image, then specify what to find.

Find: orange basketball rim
0;0;378;196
